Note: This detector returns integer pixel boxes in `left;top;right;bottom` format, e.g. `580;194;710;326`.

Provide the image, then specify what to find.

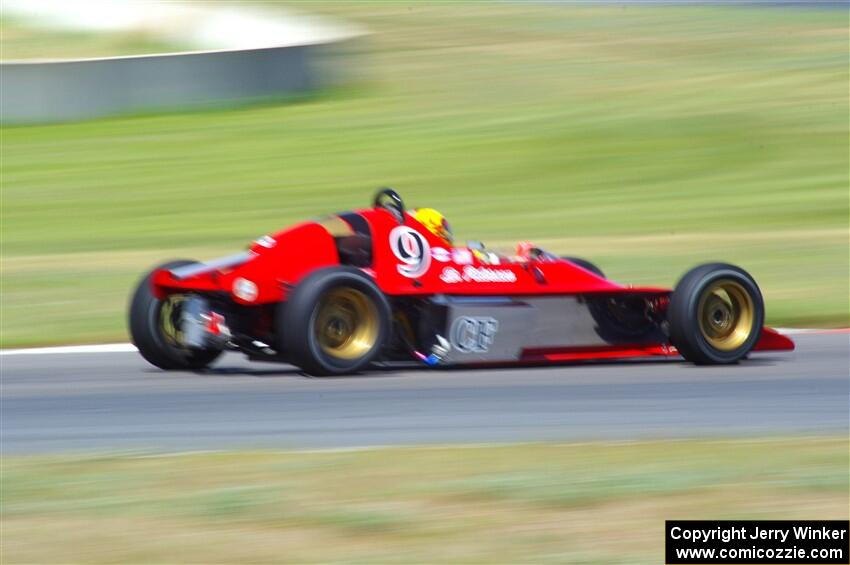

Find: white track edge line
1;328;844;356
0;343;138;356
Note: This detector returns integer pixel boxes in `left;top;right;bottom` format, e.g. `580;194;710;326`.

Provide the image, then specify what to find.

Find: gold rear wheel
159;294;187;348
281;267;390;375
314;288;380;360
697;280;755;351
129;259;222;371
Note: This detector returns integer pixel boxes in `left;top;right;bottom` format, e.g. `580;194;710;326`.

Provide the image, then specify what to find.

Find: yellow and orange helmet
414;208;453;245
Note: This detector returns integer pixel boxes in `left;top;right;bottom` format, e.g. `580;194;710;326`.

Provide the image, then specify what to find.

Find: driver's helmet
414;208;453;245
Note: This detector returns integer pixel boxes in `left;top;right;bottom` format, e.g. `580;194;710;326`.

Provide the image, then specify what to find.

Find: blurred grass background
0;16;183;60
3;438;847;563
1;3;848;346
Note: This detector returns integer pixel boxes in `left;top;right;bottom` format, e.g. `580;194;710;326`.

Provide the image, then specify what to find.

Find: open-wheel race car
129;189;794;375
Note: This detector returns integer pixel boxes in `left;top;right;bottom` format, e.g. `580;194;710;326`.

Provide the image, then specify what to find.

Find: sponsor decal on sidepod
451;248;473;265
440;265;517;284
254;235;276;249
431;247;452;263
451;316;500;353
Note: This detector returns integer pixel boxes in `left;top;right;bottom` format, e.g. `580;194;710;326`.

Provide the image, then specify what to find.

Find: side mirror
373;187;405;224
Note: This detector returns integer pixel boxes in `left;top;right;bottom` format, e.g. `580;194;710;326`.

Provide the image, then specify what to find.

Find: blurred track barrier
0;0;365;123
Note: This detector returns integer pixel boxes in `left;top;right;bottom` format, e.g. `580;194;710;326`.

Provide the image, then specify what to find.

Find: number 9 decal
390;226;430;278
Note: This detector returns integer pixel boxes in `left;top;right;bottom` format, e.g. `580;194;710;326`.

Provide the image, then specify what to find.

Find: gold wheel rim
697;280;754;351
314;288;379;360
159;294;186;348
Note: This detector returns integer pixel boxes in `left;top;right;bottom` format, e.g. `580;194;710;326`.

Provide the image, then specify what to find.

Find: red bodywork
151;207;794;361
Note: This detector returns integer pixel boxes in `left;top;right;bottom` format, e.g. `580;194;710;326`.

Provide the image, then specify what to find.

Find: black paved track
1;333;847;454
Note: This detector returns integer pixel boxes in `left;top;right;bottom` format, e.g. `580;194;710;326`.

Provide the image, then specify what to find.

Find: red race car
129;189;794;375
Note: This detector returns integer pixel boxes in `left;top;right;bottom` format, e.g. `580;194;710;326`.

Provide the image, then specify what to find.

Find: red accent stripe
518;327;796;363
520;343;675;363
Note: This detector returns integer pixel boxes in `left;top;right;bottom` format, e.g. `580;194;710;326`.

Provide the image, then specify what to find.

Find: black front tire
668;263;764;365
562;256;604;278
278;267;391;376
128;260;223;371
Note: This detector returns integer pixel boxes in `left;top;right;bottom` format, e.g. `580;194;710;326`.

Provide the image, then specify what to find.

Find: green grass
1;3;847;346
0;18;184;60
2;438;847;563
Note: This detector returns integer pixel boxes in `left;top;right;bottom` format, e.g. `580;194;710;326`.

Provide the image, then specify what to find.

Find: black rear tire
668;263;764;365
128;260;223;371
278;267;391;376
563;256;604;278
566;257;661;339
